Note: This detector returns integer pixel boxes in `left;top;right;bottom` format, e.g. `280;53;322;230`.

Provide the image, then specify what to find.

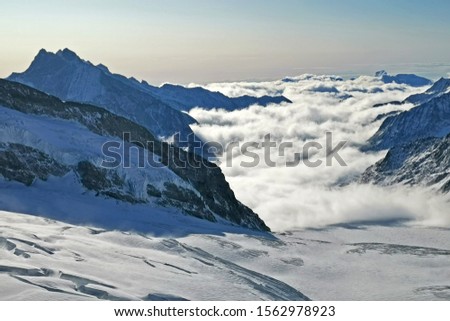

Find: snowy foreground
1;210;449;301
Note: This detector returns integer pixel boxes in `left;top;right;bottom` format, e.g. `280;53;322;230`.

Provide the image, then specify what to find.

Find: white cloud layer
189;75;450;231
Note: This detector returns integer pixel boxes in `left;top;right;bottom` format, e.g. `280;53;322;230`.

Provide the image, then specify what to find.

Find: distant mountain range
404;77;450;105
148;83;291;112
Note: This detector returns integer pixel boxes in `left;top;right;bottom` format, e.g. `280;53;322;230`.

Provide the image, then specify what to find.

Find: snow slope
405;78;450;105
1;210;449;300
0;207;308;301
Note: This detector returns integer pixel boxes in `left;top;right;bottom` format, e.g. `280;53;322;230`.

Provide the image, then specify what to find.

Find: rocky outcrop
0;143;68;186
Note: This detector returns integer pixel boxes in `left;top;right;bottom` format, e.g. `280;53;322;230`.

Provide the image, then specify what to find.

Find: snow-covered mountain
366;86;450;151
375;70;432;87
0;79;269;231
361;134;450;193
362;78;450;192
8;49;290;132
7;49;196;143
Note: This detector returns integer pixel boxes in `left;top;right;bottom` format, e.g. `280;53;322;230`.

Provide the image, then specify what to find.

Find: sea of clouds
188;75;450;231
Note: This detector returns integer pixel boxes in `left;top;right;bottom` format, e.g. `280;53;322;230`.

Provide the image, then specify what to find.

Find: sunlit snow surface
1;210;449;301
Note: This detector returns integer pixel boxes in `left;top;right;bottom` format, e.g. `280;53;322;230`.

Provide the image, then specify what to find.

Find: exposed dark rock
76;161;144;204
0;143;68;186
161;182;216;222
146;184;162;198
372;101;402;108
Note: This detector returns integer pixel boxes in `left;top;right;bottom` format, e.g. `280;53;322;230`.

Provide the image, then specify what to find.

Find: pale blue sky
1;0;450;84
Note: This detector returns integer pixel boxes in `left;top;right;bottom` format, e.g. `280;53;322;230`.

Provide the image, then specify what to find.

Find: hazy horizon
1;0;450;84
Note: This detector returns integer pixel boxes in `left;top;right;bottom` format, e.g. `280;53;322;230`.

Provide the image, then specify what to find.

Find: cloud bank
189;75;450;231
